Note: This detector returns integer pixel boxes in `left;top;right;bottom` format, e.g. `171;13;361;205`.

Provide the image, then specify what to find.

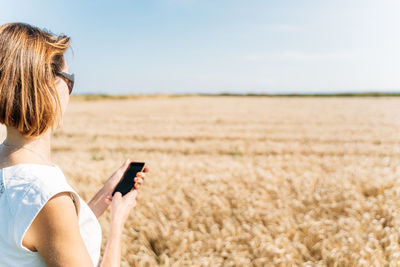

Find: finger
119;159;130;169
116;160;131;177
134;181;142;189
105;196;113;205
136;172;145;178
143;167;149;172
121;159;131;170
112;159;130;177
125;189;138;201
134;177;143;183
113;191;122;200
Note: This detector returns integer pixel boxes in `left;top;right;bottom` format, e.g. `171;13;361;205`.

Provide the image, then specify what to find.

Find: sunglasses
57;71;74;95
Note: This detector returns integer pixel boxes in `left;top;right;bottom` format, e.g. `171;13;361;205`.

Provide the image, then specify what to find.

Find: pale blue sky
1;0;399;94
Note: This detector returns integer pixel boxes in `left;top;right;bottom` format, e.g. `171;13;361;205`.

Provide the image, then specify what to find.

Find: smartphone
112;162;145;196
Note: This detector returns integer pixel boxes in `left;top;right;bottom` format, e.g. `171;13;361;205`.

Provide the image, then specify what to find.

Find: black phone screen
112;162;145;196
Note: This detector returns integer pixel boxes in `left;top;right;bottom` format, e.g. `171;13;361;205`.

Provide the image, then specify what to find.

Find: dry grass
4;96;400;266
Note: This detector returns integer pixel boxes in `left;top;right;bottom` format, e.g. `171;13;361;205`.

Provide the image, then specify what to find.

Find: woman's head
0;22;73;137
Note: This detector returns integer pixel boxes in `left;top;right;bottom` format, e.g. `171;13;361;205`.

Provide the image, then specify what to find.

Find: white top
0;163;102;266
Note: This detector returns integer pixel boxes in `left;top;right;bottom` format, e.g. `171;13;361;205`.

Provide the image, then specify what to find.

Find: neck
1;127;52;163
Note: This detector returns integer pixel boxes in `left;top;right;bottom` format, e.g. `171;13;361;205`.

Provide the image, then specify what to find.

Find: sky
0;0;400;95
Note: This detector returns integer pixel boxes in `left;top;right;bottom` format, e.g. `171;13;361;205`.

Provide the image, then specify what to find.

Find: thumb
111;159;131;178
125;189;138;201
120;158;131;171
122;158;130;167
113;191;122;201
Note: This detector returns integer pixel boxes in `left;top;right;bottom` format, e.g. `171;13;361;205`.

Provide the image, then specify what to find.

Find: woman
0;22;149;266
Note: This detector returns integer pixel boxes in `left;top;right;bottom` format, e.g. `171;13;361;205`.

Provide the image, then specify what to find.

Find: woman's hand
88;159;149;218
110;190;138;228
102;159;148;206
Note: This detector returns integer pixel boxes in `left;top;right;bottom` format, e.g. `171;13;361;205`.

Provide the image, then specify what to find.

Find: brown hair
0;22;72;137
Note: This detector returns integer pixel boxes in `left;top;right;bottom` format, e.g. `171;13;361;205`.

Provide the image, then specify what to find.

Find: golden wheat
2;96;400;266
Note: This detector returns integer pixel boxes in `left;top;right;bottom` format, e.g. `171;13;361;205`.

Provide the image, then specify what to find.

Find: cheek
62;96;69;113
55;80;69;114
59;90;69;114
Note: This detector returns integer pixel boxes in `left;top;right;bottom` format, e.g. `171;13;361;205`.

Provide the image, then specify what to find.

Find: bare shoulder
34;192;77;224
23;192;76;250
24;191;94;267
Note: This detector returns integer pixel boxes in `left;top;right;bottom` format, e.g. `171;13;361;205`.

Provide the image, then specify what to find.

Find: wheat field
3;96;400;266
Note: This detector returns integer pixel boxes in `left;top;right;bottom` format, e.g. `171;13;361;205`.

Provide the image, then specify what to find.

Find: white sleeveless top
0;163;102;266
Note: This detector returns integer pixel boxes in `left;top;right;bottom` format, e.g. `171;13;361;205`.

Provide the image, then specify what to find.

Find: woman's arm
99;223;123;266
27;189;139;267
25;192;95;266
99;190;138;267
88;187;111;218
